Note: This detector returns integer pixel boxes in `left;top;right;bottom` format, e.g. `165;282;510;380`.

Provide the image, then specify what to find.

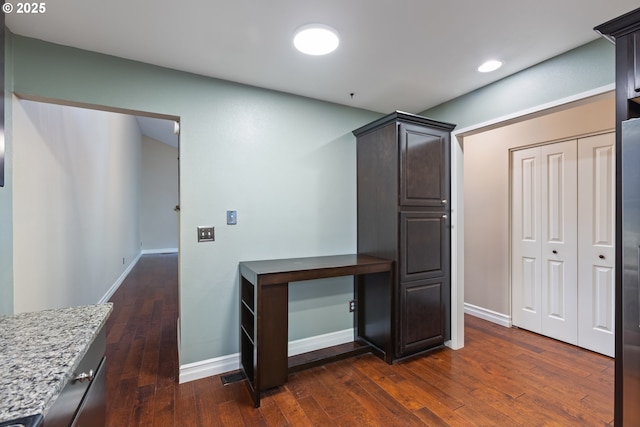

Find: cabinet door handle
599;254;605;259
442;199;447;205
442;214;447;219
552;250;558;254
74;369;95;383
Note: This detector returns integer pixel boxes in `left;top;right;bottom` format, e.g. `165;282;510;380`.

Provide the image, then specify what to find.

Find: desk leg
356;271;393;363
256;282;289;402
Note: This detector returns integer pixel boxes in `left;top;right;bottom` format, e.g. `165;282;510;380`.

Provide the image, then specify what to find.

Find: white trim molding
286;328;353;357
179;328;354;384
453;84;615;138
464;303;512;328
99;252;142;304
141;248;178;255
180;353;239;384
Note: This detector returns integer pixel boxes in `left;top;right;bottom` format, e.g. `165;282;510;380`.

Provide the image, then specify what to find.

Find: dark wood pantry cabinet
353;111;455;360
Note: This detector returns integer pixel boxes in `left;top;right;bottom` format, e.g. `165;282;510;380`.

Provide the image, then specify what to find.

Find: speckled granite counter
0;303;112;423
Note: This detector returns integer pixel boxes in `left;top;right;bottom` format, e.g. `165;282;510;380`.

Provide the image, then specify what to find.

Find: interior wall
140;136;179;252
12;98;142;313
7;34;382;364
462;92;615;318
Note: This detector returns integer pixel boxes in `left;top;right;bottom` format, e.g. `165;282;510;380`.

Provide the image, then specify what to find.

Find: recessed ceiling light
478;60;503;73
293;24;340;56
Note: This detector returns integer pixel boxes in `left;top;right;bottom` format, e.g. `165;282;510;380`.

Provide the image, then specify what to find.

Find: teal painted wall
6;34;381;364
421;38;615;128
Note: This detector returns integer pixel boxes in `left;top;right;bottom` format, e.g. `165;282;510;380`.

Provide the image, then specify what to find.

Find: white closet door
540;141;578;344
512;142;578;345
577;133;615;357
512;146;542;333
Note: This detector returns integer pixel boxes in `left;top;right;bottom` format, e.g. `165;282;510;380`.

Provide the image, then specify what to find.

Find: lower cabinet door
400;211;448;283
398;278;444;357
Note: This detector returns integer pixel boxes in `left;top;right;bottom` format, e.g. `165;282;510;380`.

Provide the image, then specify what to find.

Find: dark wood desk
239;254;394;407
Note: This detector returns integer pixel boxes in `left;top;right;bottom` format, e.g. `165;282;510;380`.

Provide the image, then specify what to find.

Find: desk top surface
239;254;392;285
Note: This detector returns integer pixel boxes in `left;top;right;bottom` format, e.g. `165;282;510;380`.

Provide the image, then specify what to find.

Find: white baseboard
141;248;178;254
179;328;354;384
287;328;354;357
98;252;142;304
180;353;239;384
464;303;512;327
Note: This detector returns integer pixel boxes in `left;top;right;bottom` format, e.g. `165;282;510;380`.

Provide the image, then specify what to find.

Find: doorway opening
449;87;615;351
11;93;181;375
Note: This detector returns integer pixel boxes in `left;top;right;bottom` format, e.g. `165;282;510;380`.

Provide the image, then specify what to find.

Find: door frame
13;92;183;376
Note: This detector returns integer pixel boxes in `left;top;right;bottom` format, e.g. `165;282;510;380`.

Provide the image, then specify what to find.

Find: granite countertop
0;303;112;422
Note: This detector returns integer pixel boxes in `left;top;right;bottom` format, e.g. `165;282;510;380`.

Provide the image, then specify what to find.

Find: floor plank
106;254;614;426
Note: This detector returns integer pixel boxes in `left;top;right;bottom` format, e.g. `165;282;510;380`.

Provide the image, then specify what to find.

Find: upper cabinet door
399;123;450;207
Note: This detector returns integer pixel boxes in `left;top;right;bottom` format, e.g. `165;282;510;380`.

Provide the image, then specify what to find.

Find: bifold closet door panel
577;132;615;357
511;141;578;345
539;141;578;345
512;146;543;333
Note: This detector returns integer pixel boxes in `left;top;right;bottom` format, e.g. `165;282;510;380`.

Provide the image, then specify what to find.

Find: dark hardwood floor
106;254;614;426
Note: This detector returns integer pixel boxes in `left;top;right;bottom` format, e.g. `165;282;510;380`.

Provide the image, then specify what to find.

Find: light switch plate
197;226;214;242
227;210;237;225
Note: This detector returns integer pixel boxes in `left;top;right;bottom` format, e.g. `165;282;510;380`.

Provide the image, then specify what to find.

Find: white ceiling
135;116;179;148
5;1;637;115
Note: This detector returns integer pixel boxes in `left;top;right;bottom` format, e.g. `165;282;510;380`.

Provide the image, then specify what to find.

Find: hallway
106;253;180;425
